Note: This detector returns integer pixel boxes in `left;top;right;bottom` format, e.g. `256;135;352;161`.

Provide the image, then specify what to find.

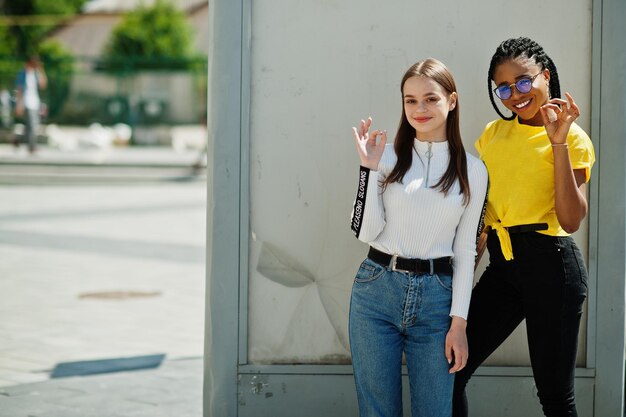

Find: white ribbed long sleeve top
350;139;488;319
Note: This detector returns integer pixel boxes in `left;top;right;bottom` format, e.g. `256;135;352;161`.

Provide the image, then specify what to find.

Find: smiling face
493;57;551;126
402;75;456;141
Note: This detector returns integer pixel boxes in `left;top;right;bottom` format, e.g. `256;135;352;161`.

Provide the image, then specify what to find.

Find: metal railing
0;55;208;134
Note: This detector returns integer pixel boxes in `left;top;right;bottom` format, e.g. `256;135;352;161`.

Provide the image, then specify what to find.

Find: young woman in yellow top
452;37;595;417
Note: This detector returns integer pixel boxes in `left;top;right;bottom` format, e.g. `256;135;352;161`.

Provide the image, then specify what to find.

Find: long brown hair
382;58;470;204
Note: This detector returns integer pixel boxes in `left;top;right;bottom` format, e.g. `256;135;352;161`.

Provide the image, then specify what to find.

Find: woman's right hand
539;92;579;145
352;117;387;170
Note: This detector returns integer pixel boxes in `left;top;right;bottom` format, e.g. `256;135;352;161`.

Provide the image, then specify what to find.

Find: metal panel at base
238;374;358;417
237;374;594;417
466;376;594;417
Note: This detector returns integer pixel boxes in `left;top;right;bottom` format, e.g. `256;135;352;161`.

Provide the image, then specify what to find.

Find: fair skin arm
37;67;48;90
446;316;468;373
540;92;587;233
15;87;24;117
32;59;48;90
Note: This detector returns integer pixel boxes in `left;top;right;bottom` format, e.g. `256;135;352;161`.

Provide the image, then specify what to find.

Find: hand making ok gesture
352;117;387;170
540;92;580;145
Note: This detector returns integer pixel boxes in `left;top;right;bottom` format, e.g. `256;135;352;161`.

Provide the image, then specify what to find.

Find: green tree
102;0;199;71
1;0;88;56
0;0;83;118
0;25;20;88
37;39;75;119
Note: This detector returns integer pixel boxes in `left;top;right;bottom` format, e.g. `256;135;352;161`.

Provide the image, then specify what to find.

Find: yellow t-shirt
475;117;595;260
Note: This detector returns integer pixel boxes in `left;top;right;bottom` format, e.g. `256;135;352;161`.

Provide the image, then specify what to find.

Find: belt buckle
389;254;399;271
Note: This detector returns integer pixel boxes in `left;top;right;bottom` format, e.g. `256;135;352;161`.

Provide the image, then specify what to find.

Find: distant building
48;0;208;57
41;0;209;134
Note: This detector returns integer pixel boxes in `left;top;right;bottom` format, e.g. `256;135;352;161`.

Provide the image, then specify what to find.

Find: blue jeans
24;107;40;152
349;257;454;417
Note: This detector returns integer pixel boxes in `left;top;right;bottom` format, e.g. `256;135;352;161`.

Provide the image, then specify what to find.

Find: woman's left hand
540;92;580;145
474;228;490;271
446;316;468;373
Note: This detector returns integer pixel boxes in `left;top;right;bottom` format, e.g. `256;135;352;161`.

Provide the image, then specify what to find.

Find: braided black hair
487;37;561;120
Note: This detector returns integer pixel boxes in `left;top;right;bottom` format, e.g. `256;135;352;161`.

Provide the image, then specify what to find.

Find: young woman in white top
349;58;488;417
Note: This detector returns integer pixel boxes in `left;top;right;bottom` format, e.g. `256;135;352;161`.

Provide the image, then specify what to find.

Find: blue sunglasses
493;73;541;100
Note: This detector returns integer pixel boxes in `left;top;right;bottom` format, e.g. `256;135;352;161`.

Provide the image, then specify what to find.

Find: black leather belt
368;247;453;275
506;223;548;234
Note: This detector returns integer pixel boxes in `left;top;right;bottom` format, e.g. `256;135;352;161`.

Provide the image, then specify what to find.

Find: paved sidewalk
0;144;208;184
0;357;202;417
0;155;207;416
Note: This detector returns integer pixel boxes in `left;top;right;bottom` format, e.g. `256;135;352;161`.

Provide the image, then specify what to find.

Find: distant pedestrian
15;55;47;153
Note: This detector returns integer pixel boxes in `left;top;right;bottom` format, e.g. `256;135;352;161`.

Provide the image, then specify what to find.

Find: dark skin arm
540;92;588;233
474;226;490;270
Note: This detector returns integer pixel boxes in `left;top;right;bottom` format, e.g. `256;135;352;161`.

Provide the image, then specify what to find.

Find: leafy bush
37;39;75;120
101;0;199;71
0;0;83;117
0;26;20;89
1;0;88;56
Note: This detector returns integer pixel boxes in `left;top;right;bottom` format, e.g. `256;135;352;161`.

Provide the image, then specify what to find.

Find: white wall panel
246;0;592;365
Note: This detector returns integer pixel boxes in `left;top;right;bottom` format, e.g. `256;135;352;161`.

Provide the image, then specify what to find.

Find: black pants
453;231;588;417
